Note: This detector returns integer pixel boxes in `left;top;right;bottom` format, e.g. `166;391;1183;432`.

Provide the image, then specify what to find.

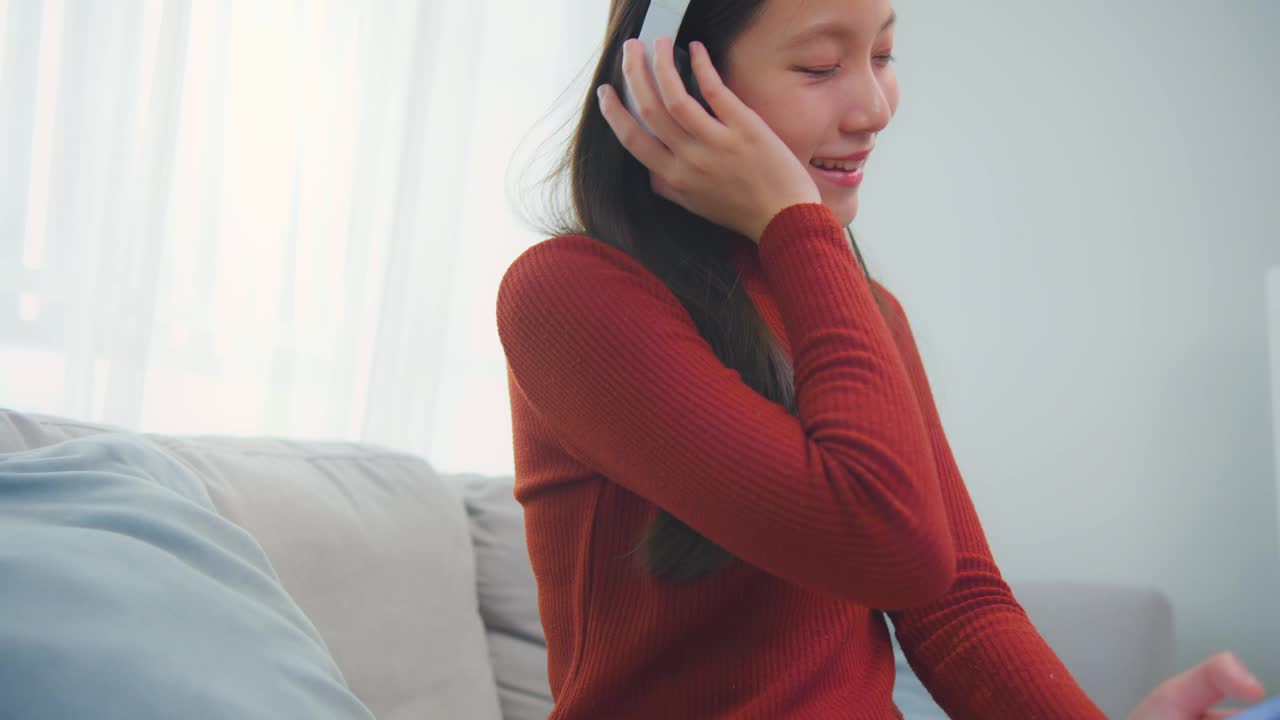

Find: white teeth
811;159;861;172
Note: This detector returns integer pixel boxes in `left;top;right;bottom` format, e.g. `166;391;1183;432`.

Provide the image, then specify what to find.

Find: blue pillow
0;433;375;720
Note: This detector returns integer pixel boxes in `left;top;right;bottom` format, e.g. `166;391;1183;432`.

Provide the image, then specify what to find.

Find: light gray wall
855;1;1280;686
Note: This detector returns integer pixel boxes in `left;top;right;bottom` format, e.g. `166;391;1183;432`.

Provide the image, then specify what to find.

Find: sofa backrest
453;473;555;720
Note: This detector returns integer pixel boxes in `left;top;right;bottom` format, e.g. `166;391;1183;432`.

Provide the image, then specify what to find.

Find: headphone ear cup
673;44;716;118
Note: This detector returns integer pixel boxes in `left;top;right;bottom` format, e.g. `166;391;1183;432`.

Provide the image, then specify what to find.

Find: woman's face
723;0;899;226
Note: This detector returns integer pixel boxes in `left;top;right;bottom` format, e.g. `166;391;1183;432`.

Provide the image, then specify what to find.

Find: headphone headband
637;0;692;47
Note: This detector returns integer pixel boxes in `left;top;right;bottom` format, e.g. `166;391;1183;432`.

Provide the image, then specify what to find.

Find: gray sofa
0;408;1175;719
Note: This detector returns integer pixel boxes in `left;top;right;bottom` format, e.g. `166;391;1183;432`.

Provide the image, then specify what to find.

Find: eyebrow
781;10;897;49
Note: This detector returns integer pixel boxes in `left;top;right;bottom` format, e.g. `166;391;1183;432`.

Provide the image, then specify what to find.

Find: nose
837;64;893;135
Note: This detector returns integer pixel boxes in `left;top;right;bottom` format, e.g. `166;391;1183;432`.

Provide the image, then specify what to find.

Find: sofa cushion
455;473;555;720
0;433;375;720
0;409;504;720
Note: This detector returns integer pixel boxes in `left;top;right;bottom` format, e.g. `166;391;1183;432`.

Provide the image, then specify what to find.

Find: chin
823;194;858;227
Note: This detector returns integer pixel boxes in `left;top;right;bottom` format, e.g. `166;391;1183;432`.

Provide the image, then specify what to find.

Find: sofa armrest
1015;580;1174;719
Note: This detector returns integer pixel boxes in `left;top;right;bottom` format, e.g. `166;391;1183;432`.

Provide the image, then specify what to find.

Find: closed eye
796;65;839;77
796;55;896;78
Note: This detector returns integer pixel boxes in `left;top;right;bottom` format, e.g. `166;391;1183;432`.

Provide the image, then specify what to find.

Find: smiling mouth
809;159;865;172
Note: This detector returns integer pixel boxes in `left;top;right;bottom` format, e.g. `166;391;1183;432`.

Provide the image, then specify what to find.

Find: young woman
496;1;1268;717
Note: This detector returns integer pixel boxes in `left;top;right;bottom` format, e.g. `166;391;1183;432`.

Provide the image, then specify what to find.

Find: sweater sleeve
496;203;954;609
875;289;1107;719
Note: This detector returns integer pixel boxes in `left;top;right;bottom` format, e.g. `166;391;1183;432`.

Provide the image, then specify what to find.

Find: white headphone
622;0;695;135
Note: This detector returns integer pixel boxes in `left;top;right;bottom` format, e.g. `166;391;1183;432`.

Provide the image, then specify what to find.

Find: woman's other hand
1130;652;1267;720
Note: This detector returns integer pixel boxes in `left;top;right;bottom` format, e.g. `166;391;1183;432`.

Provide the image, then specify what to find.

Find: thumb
649;171;676;203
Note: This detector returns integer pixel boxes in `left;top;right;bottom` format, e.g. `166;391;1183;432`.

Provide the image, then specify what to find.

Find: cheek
766;110;823;160
729;84;820;161
883;73;901;116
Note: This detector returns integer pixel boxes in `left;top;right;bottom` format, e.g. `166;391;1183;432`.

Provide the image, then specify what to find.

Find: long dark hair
512;0;892;581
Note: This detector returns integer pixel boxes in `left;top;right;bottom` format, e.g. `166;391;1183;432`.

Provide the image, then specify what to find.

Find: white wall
854;1;1280;686
1270;266;1280;560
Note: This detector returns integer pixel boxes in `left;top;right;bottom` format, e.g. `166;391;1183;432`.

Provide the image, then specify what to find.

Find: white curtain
0;0;609;475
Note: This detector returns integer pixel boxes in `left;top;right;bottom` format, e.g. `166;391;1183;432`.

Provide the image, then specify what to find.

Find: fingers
1194;652;1266;704
651;37;728;145
598;83;675;179
1151;652;1267;717
687;39;754;132
620;39;692;151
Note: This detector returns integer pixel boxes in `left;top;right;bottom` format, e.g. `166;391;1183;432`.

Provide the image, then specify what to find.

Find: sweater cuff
757;203;847;253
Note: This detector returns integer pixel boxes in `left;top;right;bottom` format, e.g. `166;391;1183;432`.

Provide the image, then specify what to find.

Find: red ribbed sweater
496;203;1107;719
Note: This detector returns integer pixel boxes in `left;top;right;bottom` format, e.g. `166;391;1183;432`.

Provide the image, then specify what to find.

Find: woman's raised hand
597;37;821;244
